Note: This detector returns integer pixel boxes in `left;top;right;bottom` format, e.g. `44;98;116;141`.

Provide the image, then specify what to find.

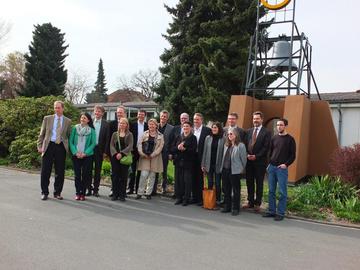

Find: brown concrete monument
228;95;339;183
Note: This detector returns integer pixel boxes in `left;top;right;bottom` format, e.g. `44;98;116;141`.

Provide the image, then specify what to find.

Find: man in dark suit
128;109;148;194
87;105;109;197
244;111;271;212
223;112;246;143
37;100;72;200
191;112;211;205
153;110;174;195
107;105;127;197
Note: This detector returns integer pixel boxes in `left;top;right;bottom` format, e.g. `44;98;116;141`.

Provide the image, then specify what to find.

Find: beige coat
137;130;164;173
37;115;72;155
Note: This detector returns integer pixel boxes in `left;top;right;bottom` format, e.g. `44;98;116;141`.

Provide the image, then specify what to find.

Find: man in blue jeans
263;118;296;221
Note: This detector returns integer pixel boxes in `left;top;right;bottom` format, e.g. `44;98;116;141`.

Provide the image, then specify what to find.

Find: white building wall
330;103;360;146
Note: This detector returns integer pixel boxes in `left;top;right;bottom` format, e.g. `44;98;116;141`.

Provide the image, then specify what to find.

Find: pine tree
156;0;271;122
86;58;108;103
22;23;68;97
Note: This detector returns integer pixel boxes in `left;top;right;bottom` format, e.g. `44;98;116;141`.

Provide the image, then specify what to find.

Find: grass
0;157;10;166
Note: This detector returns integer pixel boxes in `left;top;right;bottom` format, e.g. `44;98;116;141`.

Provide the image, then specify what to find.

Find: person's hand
278;164;287;169
201;167;206;173
76;152;82;159
177;143;184;151
37;147;43;154
168;154;173;160
116;153;122;160
247;155;256;161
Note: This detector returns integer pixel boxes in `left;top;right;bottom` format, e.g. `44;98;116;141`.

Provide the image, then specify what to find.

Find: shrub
290;175;358;207
329;144;360;188
102;160;111;176
0;96;79;158
0;96;79;168
9;129;41;169
287;175;360;222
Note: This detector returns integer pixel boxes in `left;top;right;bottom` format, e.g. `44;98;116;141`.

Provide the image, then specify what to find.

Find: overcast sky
1;0;359;94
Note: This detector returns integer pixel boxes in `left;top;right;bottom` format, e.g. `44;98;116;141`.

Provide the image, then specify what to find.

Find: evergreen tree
22;23;68;97
156;0;271;123
86;58;108;103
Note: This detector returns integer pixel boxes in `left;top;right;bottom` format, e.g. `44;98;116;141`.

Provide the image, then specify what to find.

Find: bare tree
0;51;25;99
65;71;92;104
116;74;135;91
116;69;160;99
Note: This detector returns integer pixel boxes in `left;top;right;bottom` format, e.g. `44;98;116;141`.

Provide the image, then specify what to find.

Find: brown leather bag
202;174;216;210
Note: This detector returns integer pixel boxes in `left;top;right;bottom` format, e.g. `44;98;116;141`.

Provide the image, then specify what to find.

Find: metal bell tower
244;0;321;99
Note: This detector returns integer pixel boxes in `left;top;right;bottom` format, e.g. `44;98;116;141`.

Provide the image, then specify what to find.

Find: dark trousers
90;145;103;193
73;156;93;195
175;165;192;202
245;161;266;206
128;151;140;193
192;157;203;203
207;168;222;202
40;142;66;196
222;168;241;211
154;151;169;193
111;157;129;199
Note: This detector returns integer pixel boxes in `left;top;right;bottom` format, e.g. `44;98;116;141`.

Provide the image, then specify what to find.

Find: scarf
75;124;91;153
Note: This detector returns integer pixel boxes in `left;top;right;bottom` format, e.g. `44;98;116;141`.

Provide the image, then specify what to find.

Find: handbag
202;173;217;210
117;133;133;166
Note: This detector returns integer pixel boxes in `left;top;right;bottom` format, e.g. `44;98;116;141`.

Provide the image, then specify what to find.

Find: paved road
0;167;359;270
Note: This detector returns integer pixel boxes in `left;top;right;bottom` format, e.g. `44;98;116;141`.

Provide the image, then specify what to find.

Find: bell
265;40;297;73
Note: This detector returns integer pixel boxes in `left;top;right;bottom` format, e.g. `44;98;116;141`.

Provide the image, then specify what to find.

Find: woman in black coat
172;121;197;206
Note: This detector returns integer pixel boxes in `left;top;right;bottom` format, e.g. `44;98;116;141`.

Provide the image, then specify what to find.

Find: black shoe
189;199;197;205
54;194;63;200
182;201;188;206
135;195;142;200
274;215;284;221
231;210;239;216
119;197;126;202
41;194;48;200
263;212;276;218
174;199;182;205
127;190;134;195
111;196;118;201
93;192;99;197
85;190;92;196
171;194;176;199
221;208;231;213
146;195;152;200
151;192;157;196
197;201;203;206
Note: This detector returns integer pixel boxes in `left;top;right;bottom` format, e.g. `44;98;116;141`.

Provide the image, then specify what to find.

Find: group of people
37;100;296;221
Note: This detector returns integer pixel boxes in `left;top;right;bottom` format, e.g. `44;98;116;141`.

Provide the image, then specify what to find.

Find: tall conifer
22;23;68;97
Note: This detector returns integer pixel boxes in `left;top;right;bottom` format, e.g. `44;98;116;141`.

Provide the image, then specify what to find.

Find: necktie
55;117;62;144
252;127;258;144
249;127;258;153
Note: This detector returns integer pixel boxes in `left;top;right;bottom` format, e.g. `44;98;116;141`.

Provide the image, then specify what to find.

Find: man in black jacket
244;111;271;212
128;109;148;194
87;105;109;197
191;113;211;205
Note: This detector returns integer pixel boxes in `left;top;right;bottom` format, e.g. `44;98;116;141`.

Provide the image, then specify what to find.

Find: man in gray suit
37;100;72;200
153;110;174;194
